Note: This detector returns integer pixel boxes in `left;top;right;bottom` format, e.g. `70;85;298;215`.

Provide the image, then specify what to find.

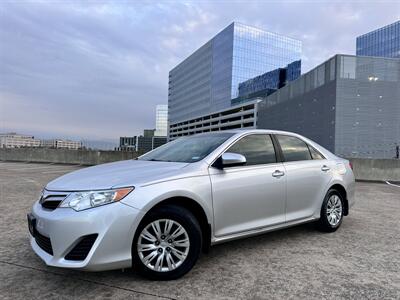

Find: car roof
186;129;299;136
217;129;303;136
191;129;317;141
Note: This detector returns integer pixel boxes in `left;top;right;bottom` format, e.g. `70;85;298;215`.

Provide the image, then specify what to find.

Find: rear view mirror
221;152;246;168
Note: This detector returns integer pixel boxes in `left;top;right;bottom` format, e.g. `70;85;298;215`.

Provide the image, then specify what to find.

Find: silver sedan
28;130;355;280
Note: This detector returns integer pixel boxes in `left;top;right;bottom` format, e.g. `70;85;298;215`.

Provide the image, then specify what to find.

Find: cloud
0;0;398;141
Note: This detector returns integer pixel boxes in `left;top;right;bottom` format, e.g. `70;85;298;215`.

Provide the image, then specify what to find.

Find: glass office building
237;60;301;98
154;104;168;137
238;68;284;98
168;22;302;124
356;20;400;58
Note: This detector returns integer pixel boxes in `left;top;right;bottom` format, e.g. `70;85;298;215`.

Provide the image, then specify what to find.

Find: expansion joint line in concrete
0;260;176;300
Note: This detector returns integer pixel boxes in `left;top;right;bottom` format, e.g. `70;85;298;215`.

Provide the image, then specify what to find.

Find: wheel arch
137;196;212;252
329;184;349;216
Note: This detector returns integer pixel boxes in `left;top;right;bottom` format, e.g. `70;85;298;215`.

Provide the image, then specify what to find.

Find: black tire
132;205;202;280
317;189;344;232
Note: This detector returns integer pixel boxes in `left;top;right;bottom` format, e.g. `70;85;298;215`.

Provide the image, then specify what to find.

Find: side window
227;134;276;166
308;145;325;160
276;135;312;162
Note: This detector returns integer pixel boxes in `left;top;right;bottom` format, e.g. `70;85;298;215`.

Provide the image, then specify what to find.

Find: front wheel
132;205;202;280
317;189;344;232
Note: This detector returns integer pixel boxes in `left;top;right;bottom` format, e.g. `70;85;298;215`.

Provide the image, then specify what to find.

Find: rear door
274;134;333;222
209;134;286;237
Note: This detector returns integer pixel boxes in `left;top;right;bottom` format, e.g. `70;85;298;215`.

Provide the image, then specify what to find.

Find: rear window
309;145;325;160
276;135;312;162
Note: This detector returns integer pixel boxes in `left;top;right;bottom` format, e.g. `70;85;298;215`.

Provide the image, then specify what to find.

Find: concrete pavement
0;162;399;299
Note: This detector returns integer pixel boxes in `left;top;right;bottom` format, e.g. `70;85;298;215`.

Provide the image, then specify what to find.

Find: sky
0;0;399;143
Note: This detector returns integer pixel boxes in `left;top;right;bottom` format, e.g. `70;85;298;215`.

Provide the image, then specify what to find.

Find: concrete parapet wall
349;158;400;182
0;149;399;182
0;148;139;165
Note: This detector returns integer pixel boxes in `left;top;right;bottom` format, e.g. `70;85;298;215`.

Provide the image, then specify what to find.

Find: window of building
276;135;312;162
330;58;336;81
340;56;356;79
227;134;276;166
316;64;325;87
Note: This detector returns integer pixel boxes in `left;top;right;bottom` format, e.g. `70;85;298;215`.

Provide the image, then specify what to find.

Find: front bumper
30;200;144;271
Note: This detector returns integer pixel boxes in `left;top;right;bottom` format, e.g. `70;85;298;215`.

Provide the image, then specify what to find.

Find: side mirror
221;152;246;168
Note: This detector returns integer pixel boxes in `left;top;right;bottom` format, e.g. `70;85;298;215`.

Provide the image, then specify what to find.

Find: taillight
349;161;353;170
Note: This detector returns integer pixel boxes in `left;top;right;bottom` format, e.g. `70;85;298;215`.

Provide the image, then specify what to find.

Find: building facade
237;60;301;98
356;20;400;58
168;22;302;124
119;130;167;153
155;105;168;137
137;136;167;153
169;55;400;159
0;133;41;148
257;55;400;159
143;129;155;138
169;100;259;140
41;139;82;150
118;136;137;151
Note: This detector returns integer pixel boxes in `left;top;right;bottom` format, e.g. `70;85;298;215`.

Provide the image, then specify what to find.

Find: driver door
209;134;286;237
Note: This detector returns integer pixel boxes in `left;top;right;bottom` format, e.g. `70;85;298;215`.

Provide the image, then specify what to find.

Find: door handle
272;170;285;178
321;165;330;172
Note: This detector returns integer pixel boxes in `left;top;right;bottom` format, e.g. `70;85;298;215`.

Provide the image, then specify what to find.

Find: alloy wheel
326;195;343;226
137;219;190;272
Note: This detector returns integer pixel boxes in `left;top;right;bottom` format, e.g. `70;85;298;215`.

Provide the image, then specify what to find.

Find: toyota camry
28;130;355;280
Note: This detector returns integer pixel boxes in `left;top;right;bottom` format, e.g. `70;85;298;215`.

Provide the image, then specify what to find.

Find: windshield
138;132;235;163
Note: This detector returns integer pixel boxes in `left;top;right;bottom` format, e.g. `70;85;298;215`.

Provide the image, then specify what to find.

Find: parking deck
0;162;399;299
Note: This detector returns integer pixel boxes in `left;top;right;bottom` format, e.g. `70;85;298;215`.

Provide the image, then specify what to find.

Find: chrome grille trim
39;190;69;210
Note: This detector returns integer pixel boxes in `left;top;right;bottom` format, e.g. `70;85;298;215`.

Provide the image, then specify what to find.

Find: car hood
45;160;190;191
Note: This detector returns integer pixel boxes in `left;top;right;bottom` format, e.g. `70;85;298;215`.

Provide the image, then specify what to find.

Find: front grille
40;190;68;211
65;234;98;261
41;200;62;210
35;231;53;255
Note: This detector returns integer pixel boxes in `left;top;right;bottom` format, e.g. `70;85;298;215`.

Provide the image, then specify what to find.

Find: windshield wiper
148;159;174;162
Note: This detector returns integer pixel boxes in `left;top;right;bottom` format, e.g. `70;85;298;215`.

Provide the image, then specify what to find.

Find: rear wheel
317;189;344;232
132;205;202;280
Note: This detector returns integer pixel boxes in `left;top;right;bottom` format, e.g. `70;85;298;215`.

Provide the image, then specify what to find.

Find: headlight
60;187;134;211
